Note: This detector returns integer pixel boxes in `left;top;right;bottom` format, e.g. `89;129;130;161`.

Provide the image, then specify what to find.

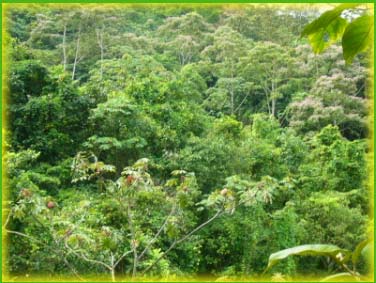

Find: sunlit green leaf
301;4;358;37
352;238;371;266
320;272;359;282
307;17;348;54
265;244;350;271
360;240;373;260
342;15;374;63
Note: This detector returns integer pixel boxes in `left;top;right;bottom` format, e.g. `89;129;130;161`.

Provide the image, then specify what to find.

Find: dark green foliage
9;63;90;162
4;4;371;281
9;60;48;103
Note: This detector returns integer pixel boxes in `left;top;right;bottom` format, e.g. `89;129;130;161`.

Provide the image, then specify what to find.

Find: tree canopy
3;4;373;282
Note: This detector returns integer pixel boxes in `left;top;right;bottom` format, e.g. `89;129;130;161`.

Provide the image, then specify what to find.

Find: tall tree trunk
230;61;235;115
96;27;104;80
72;26;81;80
127;205;138;279
110;254;116;282
230;89;234;115
62;24;67;71
271;80;276;117
96;26;105;96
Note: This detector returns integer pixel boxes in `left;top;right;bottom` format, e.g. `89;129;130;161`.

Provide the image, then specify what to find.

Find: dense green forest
3;4;373;281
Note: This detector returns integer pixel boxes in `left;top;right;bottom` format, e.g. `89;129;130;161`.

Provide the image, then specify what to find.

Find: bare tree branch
64;240;112;270
127;204;138;278
141;209;223;275
114;250;133;268
137;204;176;261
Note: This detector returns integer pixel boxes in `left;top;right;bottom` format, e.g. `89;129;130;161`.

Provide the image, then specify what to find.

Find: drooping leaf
307;16;348;54
320;272;359;282
360;240;373;260
342;15;374;63
265;244;350;271
301;4;358;37
352;238;372;266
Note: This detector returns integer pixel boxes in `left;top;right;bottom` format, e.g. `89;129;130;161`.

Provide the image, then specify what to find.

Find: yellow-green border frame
1;1;374;282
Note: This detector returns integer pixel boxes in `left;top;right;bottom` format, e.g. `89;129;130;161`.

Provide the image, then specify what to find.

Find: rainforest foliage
3;4;373;281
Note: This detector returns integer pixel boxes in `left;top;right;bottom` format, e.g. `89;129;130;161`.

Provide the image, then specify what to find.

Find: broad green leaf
265;244;350;271
301;4;358;36
360;240;373;259
320;272;359;282
352;238;372;266
307;17;348;54
342;15;374;63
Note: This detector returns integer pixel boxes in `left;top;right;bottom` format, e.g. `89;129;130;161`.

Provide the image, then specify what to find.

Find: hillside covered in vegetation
3;4;372;281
